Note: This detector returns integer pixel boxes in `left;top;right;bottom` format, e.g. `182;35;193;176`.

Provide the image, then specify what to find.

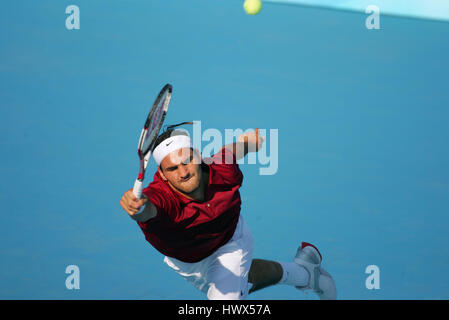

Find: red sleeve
209;147;243;186
137;183;173;229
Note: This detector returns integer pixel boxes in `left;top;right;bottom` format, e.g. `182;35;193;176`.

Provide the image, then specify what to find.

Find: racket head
133;84;172;199
137;83;172;161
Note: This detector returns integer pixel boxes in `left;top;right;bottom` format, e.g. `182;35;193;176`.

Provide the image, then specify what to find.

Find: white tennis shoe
294;242;337;300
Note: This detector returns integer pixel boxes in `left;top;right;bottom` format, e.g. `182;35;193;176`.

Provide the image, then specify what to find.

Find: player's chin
178;178;200;193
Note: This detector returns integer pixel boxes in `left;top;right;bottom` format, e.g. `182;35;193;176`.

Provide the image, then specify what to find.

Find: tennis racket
133;83;172;199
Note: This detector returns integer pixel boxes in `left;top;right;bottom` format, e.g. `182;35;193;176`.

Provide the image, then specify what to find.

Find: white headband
153;135;193;165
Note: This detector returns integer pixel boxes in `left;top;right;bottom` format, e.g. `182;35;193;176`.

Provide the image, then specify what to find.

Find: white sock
278;262;310;287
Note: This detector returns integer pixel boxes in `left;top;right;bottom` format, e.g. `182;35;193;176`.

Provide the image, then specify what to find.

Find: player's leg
205;216;254;300
248;259;309;294
248;259;282;293
248;242;337;299
205;244;253;300
163;255;212;295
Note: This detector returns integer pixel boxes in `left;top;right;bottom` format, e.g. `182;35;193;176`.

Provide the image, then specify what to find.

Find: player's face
159;148;202;195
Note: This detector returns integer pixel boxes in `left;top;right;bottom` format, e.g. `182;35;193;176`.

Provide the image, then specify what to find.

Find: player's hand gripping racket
133;84;172;199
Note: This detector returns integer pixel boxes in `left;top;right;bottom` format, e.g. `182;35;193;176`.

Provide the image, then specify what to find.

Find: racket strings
148;104;165;131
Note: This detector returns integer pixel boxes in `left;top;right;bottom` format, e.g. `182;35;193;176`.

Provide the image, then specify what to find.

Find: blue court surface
1;0;448;300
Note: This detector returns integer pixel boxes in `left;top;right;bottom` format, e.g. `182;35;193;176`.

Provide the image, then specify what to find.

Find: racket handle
133;179;143;200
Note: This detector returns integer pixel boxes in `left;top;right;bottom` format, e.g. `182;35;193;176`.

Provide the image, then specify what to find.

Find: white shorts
163;215;254;300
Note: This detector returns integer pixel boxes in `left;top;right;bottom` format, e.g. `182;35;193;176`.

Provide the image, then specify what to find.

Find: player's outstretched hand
120;188;148;217
238;128;265;152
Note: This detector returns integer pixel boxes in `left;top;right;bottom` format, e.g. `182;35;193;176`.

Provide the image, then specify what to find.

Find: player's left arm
223;128;265;161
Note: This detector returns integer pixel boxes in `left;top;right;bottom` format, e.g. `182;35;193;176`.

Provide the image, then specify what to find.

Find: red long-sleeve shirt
137;148;243;263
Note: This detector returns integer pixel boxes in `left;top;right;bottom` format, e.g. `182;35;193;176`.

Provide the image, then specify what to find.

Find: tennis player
120;127;336;300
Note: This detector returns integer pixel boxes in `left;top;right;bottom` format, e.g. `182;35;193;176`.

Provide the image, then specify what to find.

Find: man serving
120;127;337;300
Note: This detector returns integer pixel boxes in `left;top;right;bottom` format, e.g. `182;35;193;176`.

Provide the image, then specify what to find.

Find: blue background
1;0;448;299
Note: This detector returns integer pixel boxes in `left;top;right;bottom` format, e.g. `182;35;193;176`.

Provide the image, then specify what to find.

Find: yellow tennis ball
243;0;262;15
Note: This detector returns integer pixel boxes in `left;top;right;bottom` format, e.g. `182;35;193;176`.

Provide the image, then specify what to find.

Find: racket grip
133;179;143;200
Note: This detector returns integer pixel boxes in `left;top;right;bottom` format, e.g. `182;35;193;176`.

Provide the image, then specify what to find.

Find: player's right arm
120;188;158;222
